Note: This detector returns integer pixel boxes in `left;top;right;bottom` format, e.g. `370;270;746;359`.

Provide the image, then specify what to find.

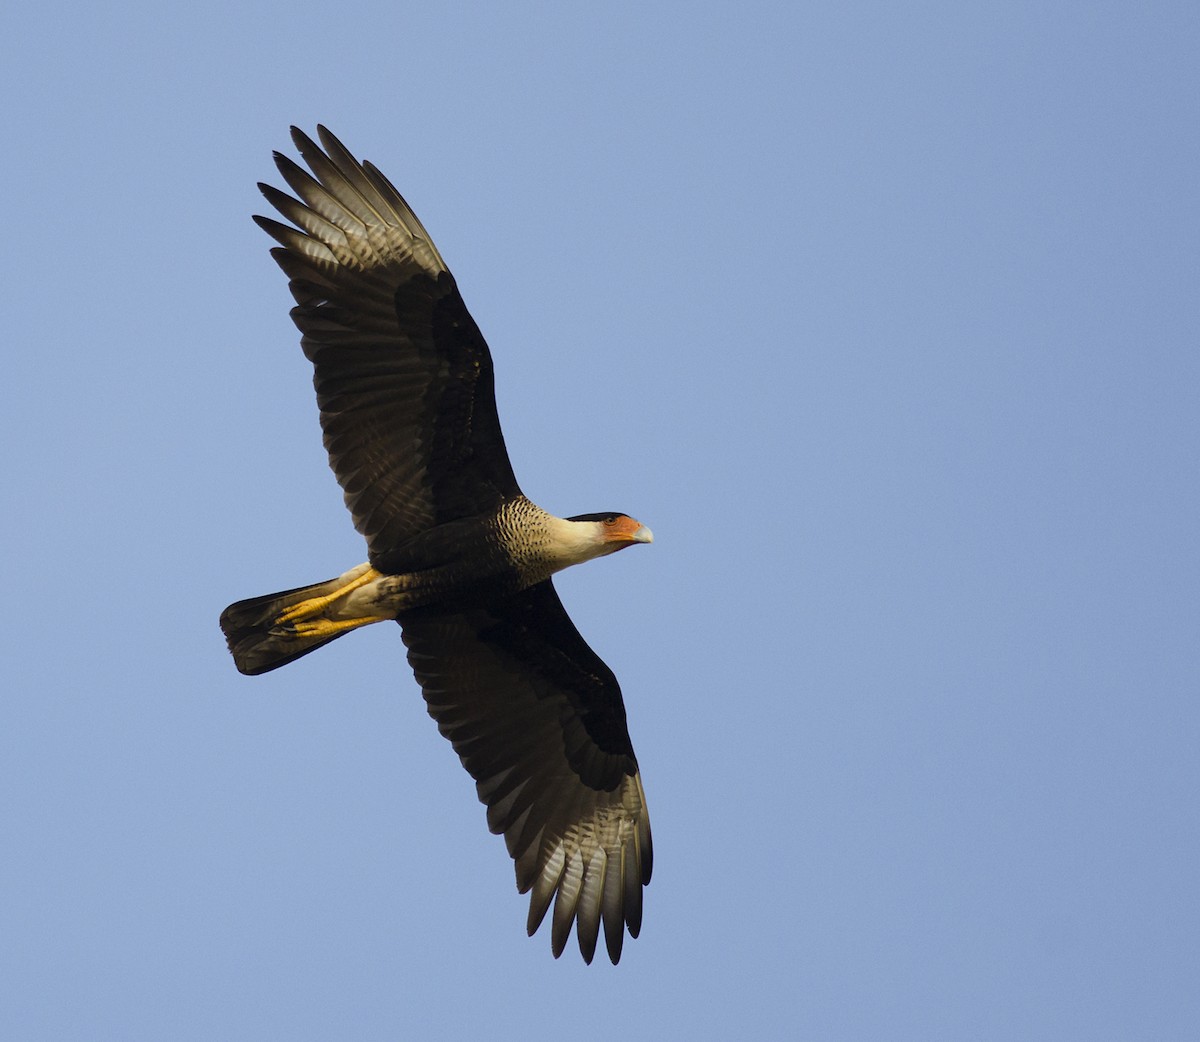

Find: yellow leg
288;615;392;639
275;566;382;626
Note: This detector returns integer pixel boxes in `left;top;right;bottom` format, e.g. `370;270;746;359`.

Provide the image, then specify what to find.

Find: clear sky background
3;2;1197;1039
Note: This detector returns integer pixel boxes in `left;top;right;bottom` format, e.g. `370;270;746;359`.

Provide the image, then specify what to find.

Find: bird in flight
220;127;653;964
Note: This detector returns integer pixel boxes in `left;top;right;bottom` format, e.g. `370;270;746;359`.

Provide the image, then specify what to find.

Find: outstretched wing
399;581;652;964
256;126;521;556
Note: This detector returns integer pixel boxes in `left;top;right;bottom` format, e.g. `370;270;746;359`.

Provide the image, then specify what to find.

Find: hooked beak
607;516;653;547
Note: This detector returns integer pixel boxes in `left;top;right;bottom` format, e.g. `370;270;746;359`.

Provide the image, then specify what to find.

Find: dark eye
604;515;618;526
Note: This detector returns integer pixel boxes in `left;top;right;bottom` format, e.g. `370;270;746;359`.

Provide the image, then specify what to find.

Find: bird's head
563;512;654;560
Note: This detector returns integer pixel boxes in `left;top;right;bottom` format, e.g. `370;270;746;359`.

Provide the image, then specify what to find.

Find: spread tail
220;563;383;675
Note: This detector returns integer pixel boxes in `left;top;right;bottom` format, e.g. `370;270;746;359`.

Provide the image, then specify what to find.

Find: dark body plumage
220;127;653;965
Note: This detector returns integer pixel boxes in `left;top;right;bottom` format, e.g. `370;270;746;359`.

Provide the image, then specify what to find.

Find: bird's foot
274;565;381;626
286;615;391;639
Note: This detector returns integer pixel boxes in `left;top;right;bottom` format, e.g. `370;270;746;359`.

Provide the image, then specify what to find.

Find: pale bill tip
633;525;654;544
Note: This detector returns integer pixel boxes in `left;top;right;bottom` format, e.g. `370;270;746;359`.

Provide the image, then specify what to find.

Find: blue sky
3;2;1198;1038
